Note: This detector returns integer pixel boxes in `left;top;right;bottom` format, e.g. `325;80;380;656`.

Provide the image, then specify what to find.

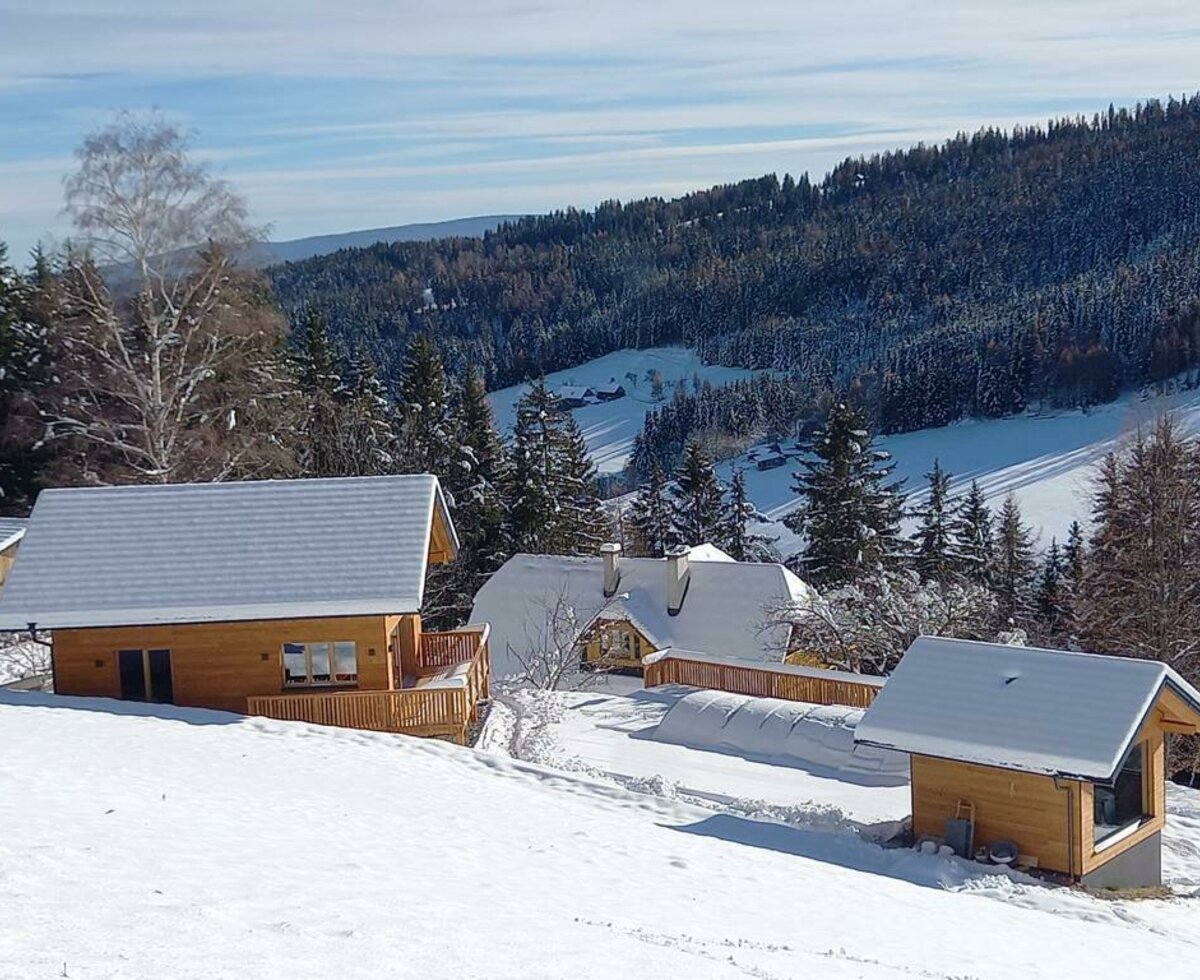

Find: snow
855;637;1200;780
721;383;1200;549
470;550;813;679
651;687;909;785
6;689;1200;978
0;474;451;631
487;348;766;473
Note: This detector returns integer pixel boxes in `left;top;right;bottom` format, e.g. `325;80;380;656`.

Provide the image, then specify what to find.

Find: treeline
774;401;1200;777
270;96;1200;440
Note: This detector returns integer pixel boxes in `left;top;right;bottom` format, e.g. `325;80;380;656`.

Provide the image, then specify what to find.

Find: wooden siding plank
644;655;879;709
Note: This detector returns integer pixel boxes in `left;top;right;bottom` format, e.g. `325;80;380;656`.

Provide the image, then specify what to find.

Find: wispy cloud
1;0;1198;256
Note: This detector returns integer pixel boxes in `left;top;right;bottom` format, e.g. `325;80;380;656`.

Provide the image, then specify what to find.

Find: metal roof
854;636;1200;781
0;475;454;630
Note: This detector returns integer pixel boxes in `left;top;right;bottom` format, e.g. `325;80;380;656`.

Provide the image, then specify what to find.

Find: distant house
0;517;27;589
470;543;815;675
0;475;490;743
755;453;787;471
855;637;1200;887
594;380;626;402
556;385;595;409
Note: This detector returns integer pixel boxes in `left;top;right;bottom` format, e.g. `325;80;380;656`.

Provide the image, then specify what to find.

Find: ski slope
5;689;1199;979
487;348;765;473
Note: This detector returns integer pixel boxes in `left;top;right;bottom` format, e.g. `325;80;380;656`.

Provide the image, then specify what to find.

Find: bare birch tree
505;586;626;690
36;114;293;484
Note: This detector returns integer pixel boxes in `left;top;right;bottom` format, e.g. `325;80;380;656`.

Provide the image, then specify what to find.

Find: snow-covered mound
3;689;1200;979
652;687;909;784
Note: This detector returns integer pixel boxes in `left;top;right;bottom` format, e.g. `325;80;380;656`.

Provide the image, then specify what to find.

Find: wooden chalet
855;637;1200;888
471;543;814;675
0;475;489;744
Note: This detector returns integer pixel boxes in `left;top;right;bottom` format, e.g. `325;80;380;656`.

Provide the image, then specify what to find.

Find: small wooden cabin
0;475;489;743
855;637;1200;888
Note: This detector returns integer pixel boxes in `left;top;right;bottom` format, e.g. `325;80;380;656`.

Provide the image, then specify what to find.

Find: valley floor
4;688;1200;979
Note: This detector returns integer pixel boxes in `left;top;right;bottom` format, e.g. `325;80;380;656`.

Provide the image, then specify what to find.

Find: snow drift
651;687;909;784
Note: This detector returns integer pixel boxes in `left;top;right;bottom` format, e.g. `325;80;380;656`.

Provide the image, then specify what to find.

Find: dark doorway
118;649;146;701
147;649;174;704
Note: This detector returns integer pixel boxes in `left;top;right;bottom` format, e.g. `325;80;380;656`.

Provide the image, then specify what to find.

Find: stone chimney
665;545;691;616
600;542;622;597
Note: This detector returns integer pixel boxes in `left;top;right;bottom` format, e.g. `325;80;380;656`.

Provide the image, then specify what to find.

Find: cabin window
282;641;357;687
1094;741;1149;845
600;626;633;659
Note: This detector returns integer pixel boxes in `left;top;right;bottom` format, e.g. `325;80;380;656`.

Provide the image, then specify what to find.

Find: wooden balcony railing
643;650;882;709
249;626;491;744
418;626;488;669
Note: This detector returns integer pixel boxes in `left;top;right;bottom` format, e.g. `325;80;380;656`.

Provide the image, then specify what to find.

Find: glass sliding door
117;648;174;703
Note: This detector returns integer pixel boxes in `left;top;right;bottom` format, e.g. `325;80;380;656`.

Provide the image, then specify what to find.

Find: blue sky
2;0;1199;260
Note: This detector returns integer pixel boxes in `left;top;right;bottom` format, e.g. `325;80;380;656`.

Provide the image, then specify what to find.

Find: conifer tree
507;379;606;556
952;480;995;586
342;350;398;476
0;243;47;509
628;459;673;557
290;311;346;477
784;402;905;587
670;441;725;547
993;493;1037;627
397;333;456;480
720;468;774;561
913;459;957;582
455;365;509;576
1035;539;1065;638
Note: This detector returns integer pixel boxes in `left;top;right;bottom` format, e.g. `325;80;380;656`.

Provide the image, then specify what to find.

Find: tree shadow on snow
666;813;985;891
0;689;243;726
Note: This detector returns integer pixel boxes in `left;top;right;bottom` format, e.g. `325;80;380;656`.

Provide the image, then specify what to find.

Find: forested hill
268;96;1200;435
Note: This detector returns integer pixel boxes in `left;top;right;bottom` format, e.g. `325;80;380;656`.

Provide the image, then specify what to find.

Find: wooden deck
643;650;882;708
248;626;490;744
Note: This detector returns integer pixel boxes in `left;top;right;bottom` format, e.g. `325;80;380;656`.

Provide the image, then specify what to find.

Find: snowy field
6;690;1200;978
495;346;1200;545
722;383;1200;553
487;348;765;473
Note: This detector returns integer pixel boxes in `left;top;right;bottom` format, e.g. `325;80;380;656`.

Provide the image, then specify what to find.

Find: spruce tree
1035;539;1065;639
628;459;673;557
0;243;48;510
720;468;774;561
913;459;957;582
397;334;456;479
784;402;905;587
953;480;995;586
993;493;1037;628
455;366;510;576
670;441;725;547
507;379;606;556
342;350;398;476
290;311;346;477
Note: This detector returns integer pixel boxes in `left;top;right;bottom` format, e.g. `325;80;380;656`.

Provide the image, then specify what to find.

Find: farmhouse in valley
0;516;27;588
594;380;626;401
0;475;490;743
556;384;595;409
855;636;1200;887
471;542;814;677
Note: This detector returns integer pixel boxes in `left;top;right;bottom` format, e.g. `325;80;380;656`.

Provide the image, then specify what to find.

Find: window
282;641;357;687
117;648;174;703
1094;741;1149;844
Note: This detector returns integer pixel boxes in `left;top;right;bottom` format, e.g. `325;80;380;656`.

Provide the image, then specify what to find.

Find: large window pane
1095;742;1146;843
283;643;308;686
333;642;358;682
308;642;331;683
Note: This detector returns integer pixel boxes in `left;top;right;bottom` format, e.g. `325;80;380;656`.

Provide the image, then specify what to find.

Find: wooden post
397;614;422;678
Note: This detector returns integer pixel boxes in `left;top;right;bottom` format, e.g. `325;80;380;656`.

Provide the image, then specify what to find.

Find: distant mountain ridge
251;215;524;266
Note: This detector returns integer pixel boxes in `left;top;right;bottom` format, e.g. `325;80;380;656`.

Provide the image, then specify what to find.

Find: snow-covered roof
0;475;456;630
0;517;27;552
557;385;594;400
854;636;1200;781
470;547;815;677
594;381;624;394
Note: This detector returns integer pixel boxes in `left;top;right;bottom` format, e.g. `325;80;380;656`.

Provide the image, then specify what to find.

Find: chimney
600;542;622;597
665;545;691;616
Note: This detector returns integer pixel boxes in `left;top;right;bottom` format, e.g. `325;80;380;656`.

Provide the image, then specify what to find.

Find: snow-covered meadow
490;344;1200;546
4;688;1200;979
487;347;765;473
